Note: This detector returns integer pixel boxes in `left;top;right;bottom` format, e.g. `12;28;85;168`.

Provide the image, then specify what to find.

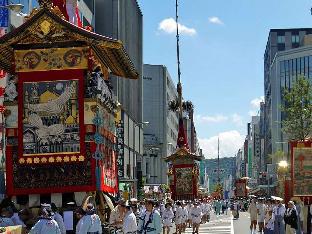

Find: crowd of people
109;197;234;234
247;196;308;234
0;196;310;234
0;200;102;234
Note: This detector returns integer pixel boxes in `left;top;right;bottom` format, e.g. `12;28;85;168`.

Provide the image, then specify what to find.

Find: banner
0;0;9;28
292;146;312;196
116;111;124;178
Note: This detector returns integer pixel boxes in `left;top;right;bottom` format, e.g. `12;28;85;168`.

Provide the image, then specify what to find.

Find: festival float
0;0;138;208
165;120;202;201
287;141;312;204
164;0;202;201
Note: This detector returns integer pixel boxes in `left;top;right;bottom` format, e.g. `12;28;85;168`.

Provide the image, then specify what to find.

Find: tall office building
264;28;312;161
143;64;179;185
92;0;143;196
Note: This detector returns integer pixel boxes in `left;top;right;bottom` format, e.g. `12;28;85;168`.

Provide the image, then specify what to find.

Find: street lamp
278;160;288;169
277;160;288;198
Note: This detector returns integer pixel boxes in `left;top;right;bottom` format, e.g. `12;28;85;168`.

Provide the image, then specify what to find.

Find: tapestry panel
175;167;193;195
17;70;85;164
293;147;312;196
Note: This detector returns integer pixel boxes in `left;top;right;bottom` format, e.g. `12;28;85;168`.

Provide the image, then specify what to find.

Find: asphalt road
233;211;251;234
167;210;252;233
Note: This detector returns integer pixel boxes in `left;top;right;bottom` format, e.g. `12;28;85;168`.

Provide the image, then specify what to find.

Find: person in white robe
190;201;202;234
162;203;174;234
29;207;61;234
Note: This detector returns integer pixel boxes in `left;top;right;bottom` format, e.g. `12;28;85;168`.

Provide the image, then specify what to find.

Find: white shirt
273;204;286;217
53;212;66;234
123;211;137;233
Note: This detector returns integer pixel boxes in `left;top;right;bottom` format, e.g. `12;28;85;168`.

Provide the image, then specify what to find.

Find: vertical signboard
116;111;124;178
0;0;8;28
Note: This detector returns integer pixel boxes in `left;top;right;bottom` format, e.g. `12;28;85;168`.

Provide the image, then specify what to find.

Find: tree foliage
281;76;312;141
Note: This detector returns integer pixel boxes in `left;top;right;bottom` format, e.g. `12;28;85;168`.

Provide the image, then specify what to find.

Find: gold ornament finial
38;0;53;8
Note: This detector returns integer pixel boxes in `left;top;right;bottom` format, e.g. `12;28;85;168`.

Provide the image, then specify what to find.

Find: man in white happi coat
137;199;162;234
174;201;183;234
51;203;66;234
162;203;174;234
123;204;137;234
76;204;102;234
190;201;202;234
29;207;61;234
273;199;286;234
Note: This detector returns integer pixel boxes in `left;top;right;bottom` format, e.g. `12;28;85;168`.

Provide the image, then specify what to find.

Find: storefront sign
116;115;124;178
0;0;9;28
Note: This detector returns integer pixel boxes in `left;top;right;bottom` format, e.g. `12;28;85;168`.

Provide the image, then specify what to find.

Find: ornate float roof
164;146;203;162
0;4;138;79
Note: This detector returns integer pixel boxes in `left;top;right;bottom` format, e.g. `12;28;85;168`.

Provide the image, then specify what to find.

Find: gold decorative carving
40;20;52;35
15;47;89;72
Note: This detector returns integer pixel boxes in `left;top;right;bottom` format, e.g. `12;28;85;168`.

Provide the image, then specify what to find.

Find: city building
245;116;263;188
92;0;143;197
263;28;312;195
264;28;312;160
235;148;244;179
199;157;236;197
142;64;179;185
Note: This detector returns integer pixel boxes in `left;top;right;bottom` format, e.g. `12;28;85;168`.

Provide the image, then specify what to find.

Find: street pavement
168;210;251;233
233;211;251;234
170;211;234;233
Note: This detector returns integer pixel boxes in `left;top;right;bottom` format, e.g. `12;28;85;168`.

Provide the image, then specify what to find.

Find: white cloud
158;18;197;36
199;130;244;159
231;113;243;127
248;110;258;116
250;96;264;109
195;114;228;124
208;16;224;25
248;96;264;116
195;113;243;126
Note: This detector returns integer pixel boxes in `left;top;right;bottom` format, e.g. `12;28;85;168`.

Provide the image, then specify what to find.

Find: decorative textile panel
174;166;194;195
14;47;89;72
17;70;85;164
5;69;96;195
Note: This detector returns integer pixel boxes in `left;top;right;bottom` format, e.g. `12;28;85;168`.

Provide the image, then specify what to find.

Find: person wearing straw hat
76;204;102;234
273;197;286;234
29;207;61;234
284;201;298;234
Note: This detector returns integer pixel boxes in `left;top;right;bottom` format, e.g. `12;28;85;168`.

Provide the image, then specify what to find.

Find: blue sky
137;0;312;158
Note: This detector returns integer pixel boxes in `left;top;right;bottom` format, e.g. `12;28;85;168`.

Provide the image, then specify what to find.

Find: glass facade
280;55;312;91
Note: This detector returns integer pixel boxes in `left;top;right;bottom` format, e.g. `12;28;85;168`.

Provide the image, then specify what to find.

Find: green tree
268;150;285;164
281;76;312;141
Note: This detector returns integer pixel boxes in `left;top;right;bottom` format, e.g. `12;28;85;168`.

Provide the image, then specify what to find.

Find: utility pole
218;137;220;183
175;0;183;119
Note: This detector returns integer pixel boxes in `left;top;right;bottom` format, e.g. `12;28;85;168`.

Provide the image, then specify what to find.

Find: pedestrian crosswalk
183;214;234;234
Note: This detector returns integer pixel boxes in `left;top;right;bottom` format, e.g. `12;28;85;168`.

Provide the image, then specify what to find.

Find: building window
277;35;285;44
291;35;299;44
